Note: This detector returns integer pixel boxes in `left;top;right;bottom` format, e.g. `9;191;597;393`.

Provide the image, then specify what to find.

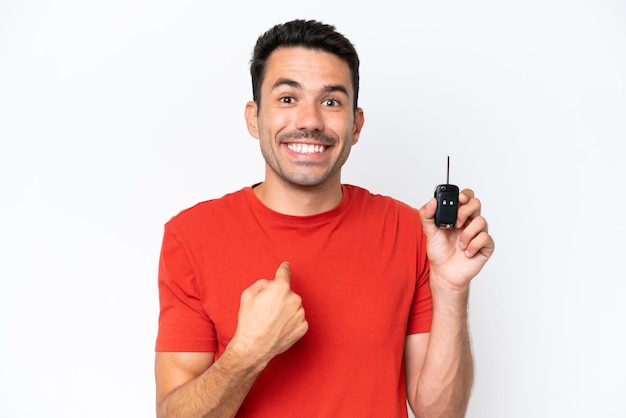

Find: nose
295;101;325;132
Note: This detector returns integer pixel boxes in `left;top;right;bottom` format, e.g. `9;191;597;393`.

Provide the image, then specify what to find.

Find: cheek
330;120;357;144
258;107;292;132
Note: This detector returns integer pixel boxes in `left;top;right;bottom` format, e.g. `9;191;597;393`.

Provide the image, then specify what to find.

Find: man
155;19;494;418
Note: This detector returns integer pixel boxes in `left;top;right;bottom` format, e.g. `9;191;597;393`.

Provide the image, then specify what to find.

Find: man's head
244;20;365;193
250;19;360;113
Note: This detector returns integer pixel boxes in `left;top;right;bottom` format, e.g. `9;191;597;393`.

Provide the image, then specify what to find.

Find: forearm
411;282;474;418
157;346;265;418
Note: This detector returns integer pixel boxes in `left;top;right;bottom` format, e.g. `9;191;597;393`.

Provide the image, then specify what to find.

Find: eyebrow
272;78;349;96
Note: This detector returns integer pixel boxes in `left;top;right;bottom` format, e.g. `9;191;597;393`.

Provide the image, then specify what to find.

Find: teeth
287;143;326;154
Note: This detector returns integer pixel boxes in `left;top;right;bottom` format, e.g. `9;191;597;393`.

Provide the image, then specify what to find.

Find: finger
458;188;474;203
241;279;271;301
464;230;495;259
458;215;488;252
274;261;291;284
456;196;481;229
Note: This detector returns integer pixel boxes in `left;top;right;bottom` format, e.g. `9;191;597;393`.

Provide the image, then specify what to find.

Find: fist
233;262;308;364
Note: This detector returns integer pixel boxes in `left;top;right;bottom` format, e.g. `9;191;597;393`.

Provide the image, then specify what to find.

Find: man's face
245;46;364;189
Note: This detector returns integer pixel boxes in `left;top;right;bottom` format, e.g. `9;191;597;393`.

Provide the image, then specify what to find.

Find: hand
419;189;495;291
231;262;308;367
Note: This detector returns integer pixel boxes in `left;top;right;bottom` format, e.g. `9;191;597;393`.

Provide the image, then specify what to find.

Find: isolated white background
1;1;625;417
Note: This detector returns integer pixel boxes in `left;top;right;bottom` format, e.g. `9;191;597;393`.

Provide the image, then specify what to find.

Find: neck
253;178;343;216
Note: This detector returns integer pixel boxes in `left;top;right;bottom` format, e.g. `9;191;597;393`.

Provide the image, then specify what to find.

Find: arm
404;290;473;418
155;262;308;418
406;189;494;418
155;350;256;418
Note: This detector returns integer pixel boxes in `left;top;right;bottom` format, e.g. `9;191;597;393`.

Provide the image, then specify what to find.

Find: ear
244;101;259;139
351;107;365;145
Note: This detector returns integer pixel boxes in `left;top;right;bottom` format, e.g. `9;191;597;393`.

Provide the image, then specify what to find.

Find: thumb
274;261;291;284
420;197;445;240
419;197;437;227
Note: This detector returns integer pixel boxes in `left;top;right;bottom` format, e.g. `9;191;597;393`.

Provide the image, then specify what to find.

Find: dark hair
250;19;360;112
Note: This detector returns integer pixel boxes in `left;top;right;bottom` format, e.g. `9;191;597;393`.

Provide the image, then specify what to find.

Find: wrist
429;272;470;311
225;335;272;375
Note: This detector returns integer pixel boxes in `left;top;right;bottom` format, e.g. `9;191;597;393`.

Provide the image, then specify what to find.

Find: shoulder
165;187;250;232
344;184;420;217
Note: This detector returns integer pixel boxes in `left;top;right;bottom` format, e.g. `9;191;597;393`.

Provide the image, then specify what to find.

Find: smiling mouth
286;143;327;154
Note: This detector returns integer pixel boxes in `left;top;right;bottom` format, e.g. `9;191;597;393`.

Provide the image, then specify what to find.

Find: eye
279;96;295;104
322;98;340;107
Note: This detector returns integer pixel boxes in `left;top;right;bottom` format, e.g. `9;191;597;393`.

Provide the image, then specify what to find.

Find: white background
1;1;625;417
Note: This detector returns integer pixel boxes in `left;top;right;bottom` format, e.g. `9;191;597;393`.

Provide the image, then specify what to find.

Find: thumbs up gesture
230;262;309;368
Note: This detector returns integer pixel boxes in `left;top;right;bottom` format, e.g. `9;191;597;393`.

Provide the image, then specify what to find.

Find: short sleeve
155;224;217;352
406;230;433;335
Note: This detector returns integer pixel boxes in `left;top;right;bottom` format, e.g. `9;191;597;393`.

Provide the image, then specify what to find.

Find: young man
155;19;494;418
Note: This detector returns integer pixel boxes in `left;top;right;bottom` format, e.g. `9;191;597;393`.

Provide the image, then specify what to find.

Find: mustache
277;130;335;145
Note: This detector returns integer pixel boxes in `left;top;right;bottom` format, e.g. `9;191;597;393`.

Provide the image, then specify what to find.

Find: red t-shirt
156;184;432;417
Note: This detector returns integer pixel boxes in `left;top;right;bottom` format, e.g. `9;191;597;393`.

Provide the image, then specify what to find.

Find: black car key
434;156;459;229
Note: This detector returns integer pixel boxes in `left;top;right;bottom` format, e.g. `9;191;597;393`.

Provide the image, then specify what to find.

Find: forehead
263;46;353;94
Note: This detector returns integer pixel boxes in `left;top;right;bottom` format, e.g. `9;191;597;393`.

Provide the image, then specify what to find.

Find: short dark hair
250;19;360;112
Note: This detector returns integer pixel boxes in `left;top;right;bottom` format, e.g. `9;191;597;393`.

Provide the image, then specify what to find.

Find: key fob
434;184;459;228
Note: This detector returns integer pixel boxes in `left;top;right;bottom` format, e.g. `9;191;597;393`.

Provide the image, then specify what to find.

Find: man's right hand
230;261;308;369
155;262;307;417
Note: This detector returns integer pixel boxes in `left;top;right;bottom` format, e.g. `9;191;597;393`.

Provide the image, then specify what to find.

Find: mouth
286;143;328;154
